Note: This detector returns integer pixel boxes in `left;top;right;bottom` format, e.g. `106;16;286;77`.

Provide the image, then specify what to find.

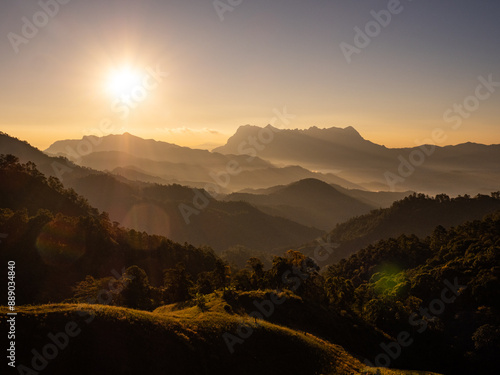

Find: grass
0;299;442;375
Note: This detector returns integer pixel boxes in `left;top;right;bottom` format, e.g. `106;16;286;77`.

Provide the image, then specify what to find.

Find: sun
106;67;143;98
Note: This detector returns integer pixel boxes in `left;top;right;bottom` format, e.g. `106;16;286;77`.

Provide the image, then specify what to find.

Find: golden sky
0;0;499;151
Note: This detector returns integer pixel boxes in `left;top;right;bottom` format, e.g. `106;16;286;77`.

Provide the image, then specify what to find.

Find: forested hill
325;211;500;374
298;192;500;265
0;154;98;217
0;156;220;304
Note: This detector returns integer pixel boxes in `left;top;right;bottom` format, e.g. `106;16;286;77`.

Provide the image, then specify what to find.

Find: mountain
0;154;97;217
213;125;390;170
0;131;93;181
228;179;412;229
66;173;322;253
44;133;361;191
214;125;500;195
224;178;376;230
297;192;500;266
0;135;322;254
45;132;253;166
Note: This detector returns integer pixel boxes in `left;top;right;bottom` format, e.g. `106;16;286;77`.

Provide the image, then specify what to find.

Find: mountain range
45;132;360;192
2;128;499;374
215;125;500;195
1;133;322;253
224;178;410;230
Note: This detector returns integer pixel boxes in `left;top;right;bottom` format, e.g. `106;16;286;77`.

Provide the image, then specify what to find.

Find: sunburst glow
106;67;143;98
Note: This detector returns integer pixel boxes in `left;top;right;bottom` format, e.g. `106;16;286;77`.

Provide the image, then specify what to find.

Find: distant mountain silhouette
225;178;400;230
214;125;388;169
237;179;412;211
45;133;361;191
215;125;500;195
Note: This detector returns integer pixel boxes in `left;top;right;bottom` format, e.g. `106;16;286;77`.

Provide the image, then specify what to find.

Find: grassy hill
0;301;441;375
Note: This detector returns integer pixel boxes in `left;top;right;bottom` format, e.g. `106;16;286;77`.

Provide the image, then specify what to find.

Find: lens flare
121;203;170;241
36;219;86;267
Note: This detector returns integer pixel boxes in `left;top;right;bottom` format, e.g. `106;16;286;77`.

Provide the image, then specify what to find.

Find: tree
231;269;252;291
163;263;193;303
194;271;215;295
0;154;19;169
247;257;265;289
118;266;153;310
212;259;230;291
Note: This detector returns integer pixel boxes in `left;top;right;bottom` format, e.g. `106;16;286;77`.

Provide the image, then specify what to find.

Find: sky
0;0;499;150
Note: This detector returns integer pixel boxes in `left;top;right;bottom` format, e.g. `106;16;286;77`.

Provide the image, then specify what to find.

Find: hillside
0;302;441;375
239;183;412;209
0;155;97;217
0;132;96;182
298;192;500;265
0;159;220;303
0;132;323;253
225;178;375;230
66;173;322;253
325;211;500;374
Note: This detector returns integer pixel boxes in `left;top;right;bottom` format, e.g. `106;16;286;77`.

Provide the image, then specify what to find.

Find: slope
1;134;322;253
225;178;375;230
67;173;323;252
297;192;500;266
0;302;442;375
326;211;500;374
